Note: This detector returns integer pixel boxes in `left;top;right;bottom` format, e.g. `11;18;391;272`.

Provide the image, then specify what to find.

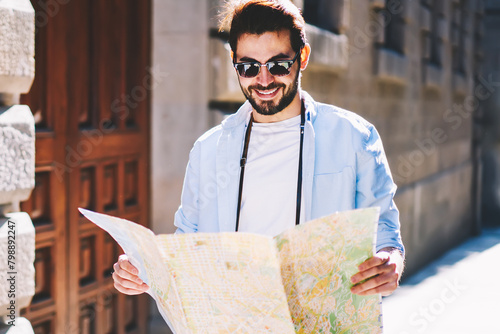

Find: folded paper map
79;207;382;334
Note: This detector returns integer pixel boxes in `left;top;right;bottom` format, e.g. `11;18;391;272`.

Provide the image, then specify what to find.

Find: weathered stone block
0;213;35;318
407;164;472;271
370;0;385;9
390;144;440;187
437;17;449;41
153;0;207;33
423;63;444;89
0;317;34;333
375;48;409;84
420;6;432;32
438;139;471;171
452;73;469;95
0;105;35;205
208;38;245;102
0;0;35;94
306;24;348;72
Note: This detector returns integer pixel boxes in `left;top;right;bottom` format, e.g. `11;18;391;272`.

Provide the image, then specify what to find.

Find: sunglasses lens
235;50;299;78
268;62;292;76
236;63;260;78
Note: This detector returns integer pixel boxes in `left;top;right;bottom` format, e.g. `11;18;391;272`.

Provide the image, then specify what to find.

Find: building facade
7;0;486;332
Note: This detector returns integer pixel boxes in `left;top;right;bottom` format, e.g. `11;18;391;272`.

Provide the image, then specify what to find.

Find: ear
300;43;311;70
230;50;234;62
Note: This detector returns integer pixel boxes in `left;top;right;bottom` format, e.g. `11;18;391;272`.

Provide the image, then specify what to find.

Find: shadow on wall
481;150;500;226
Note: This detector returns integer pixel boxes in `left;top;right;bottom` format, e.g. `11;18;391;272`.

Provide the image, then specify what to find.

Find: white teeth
257;88;278;95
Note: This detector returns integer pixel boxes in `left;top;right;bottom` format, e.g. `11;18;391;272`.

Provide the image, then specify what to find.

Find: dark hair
222;0;306;55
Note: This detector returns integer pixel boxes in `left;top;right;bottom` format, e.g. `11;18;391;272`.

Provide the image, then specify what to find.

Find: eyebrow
237;52;292;63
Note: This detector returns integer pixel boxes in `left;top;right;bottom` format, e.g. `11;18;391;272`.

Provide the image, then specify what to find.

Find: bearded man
113;0;404;299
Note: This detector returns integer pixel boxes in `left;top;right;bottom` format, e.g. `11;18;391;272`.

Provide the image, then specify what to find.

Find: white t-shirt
238;115;306;237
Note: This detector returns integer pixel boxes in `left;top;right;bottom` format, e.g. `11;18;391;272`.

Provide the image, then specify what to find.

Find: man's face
234;30;301;116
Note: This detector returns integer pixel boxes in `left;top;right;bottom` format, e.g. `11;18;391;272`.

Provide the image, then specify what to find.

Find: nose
256;65;274;86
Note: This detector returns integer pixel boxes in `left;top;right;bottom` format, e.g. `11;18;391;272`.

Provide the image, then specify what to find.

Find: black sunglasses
233;50;301;78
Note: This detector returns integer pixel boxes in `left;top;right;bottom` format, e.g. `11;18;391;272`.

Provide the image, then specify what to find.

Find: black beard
242;69;300;116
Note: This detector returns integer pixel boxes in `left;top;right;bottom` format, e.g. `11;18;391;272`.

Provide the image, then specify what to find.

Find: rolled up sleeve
356;124;405;255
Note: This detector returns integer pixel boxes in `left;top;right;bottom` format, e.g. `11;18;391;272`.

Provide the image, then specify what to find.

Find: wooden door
20;0;151;333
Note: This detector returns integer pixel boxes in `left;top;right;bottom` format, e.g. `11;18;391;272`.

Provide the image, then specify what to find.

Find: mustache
248;83;285;91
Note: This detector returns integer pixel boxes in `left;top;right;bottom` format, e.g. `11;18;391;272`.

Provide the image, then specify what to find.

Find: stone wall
0;0;36;333
150;0;210;236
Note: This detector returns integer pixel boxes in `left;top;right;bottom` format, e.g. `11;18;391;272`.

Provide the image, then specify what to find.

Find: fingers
350;259;392;285
350;252;400;296
113;280;149;295
117;254;139;275
357;252;390;272
350;270;399;296
115;255;140;279
350;253;391;284
112;254;149;295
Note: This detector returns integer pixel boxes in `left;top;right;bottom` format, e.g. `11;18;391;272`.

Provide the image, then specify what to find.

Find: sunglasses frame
233;49;301;78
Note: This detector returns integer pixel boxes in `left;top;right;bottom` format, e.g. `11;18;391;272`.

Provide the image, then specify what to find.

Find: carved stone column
0;0;36;333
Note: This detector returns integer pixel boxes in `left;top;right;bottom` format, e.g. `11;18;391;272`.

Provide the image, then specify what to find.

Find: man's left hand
350;247;404;296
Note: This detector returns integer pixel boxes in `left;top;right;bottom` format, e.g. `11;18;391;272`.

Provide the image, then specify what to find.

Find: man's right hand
112;254;150;295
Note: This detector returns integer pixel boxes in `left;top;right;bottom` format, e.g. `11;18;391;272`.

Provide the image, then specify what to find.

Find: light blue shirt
174;91;404;254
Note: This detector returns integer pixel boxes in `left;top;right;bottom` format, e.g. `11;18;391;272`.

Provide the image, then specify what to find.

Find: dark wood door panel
21;165;67;332
33;139;57;166
21;0;151;332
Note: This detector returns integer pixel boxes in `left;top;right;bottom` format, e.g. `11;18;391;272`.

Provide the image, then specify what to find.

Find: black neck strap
235;101;306;232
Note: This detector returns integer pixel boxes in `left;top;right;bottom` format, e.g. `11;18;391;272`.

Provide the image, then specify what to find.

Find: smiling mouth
254;87;280;99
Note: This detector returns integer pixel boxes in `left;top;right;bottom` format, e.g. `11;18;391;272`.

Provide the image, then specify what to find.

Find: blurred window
421;0;445;66
451;0;467;74
472;4;483;75
303;0;344;34
381;0;406;54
